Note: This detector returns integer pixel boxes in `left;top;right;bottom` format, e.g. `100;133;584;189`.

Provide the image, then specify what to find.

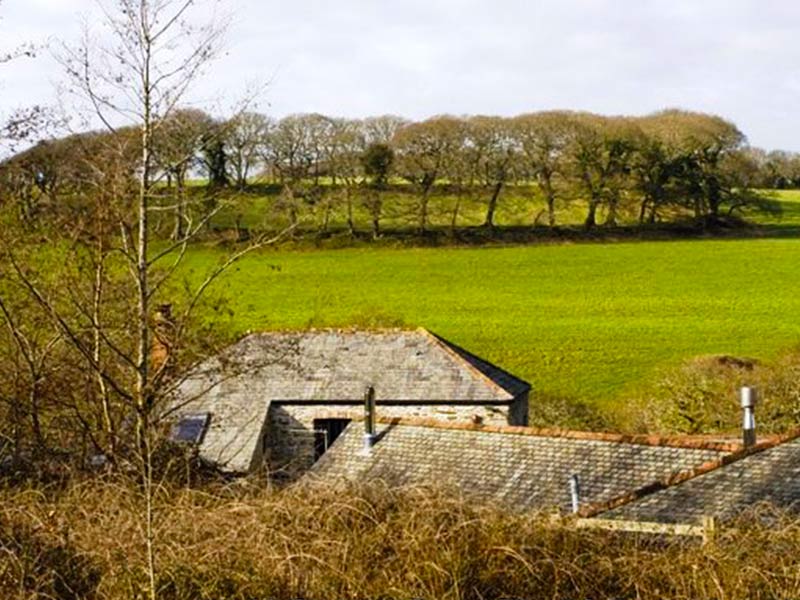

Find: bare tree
0;1;35;66
0;292;58;462
465;115;517;229
263;114;316;228
264;114;311;185
0;3;288;599
327;117;365;235
393;116;464;234
759;149;800;189
0;1;46;156
1;7;66;451
363;114;409;146
225;111;272;188
512;112;573;227
152;107;214;238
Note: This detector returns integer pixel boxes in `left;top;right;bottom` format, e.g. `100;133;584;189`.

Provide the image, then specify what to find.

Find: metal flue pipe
363;385;377;453
569;474;581;514
740;386;758;448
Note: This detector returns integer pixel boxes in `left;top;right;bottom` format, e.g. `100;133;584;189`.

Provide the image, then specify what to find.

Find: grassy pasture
203;182;613;233
756;188;800;230
181;231;800;417
192;183;800;246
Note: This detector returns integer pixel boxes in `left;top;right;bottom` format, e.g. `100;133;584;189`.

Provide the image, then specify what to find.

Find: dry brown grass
1;477;800;599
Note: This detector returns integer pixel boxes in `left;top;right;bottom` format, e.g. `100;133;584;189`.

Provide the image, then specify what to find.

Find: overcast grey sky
1;0;799;150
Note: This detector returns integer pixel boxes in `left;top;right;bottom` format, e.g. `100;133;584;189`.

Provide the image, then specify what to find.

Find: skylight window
170;413;210;444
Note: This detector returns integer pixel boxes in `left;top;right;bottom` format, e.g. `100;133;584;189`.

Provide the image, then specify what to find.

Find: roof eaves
371;416;743;452
418;328;523;400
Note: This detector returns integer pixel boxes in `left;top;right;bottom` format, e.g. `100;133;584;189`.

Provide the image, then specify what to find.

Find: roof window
170;413;210;444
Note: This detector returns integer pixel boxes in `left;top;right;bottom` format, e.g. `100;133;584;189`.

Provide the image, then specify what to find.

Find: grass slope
182;236;800;413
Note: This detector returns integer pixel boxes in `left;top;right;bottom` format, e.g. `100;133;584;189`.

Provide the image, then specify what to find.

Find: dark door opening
313;418;351;460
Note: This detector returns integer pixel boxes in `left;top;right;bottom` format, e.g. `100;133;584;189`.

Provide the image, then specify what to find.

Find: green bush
627;351;800;434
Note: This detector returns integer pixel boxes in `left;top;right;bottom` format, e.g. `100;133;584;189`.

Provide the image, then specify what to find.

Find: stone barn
170;328;530;478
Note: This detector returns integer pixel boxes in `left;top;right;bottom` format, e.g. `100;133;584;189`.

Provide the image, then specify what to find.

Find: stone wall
263;396;527;480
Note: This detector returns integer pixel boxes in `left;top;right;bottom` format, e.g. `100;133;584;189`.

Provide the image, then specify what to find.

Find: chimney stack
151;304;174;372
740;386;758;448
363;385;377;453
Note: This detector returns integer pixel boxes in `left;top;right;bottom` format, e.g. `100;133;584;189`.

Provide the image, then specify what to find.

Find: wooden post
702;515;717;545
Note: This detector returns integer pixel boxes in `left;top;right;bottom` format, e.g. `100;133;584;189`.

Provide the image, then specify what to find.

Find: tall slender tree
393;116;464;234
466;115;517;229
512;111;573;227
0;3;288;599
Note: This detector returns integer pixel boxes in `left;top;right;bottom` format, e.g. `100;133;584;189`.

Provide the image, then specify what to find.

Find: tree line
0;108;785;238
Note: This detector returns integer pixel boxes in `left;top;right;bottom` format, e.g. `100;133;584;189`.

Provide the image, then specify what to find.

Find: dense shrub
529;393;611;431
0;489;100;599
626;351;800;434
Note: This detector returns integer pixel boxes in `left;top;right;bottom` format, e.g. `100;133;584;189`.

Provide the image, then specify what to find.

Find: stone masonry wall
263;398;526;480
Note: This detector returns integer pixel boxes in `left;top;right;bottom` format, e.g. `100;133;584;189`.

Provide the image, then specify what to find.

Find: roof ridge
579;427;800;518
240;328;524;400
417;329;518;399
373;416;744;452
244;326;418;338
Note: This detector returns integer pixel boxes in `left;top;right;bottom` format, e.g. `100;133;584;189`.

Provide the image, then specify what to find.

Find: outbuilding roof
171;328;530;472
599;431;800;524
310;417;735;513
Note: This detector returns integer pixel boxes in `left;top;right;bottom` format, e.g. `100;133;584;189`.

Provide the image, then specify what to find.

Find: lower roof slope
310;418;731;513
603;433;800;524
169;373;273;473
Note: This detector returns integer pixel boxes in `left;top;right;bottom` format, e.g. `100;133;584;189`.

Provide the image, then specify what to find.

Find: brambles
1;479;800;599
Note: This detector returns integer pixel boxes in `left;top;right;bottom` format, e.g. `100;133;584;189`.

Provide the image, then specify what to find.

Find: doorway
313;418;351;460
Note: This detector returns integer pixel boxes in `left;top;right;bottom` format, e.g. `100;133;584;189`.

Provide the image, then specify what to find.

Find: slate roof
600;431;800;524
309;418;734;513
170;329;530;472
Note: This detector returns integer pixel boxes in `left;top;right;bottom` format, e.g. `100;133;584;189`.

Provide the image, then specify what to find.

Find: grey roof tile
604;434;800;524
310;419;728;513
170;329;530;472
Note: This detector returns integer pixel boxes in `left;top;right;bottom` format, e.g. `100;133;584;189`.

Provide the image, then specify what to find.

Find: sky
1;0;800;150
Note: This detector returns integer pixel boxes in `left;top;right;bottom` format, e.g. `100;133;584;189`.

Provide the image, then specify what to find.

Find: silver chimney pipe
740;386;758;448
569;474;581;514
363;385;377;453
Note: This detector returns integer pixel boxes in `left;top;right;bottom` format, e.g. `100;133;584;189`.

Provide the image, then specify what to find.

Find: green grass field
182;230;800;416
759;189;800;230
202;183;800;240
204;182;610;232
